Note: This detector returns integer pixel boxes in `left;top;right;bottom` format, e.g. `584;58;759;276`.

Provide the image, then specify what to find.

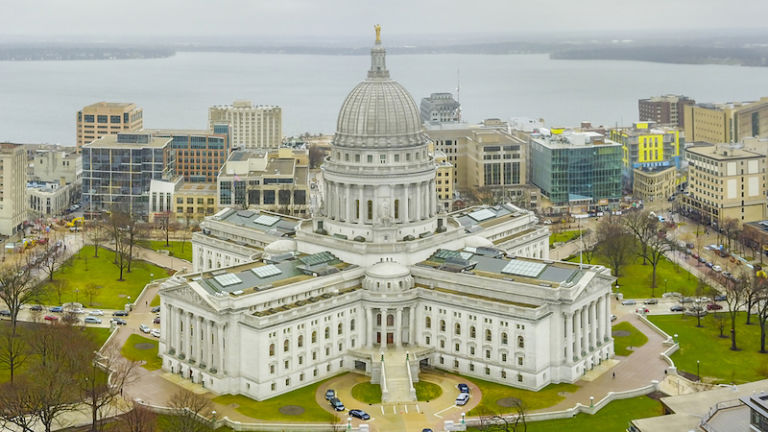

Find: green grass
414;380;442;401
121;334;162;371
350;382;382;404
549;230;583;247
212;376;338;422
156;415;235;432
139;240;193;262
458;373;578;416
568;253;699;298
37;245;170;309
150;294;160;307
649;312;768;384
468;396;663;432
612;321;649;356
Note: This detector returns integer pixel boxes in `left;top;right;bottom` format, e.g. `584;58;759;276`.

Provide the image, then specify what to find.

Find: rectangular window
97;115;108;123
84;114;95;123
110;115;121;123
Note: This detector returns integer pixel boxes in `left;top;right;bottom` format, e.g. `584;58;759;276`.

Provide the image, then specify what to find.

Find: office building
0;143;28;235
682;143;766;224
76;102;143;151
159;33;611;401
683;98;768;144
208;101;282;149
433;150;454;210
530;129;623;214
28;181;75;217
144;124;231;183
82;133;174;217
217;147;310;217
638;94;695;128
420;92;460;123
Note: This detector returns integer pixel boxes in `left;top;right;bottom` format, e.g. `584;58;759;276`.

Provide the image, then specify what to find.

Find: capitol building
158;31;614;401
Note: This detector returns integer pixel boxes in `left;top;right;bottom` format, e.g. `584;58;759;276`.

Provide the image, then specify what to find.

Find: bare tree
0;379;37;432
721;217;741;252
39;237;64;282
125;218;147;273
108;211;131;281
116;404;157;432
725;273;748;351
51;279;70;305
77;344;138;432
0;325;28;384
754;270;768;353
164;390;214;432
595;216;635;277
0;261;39;336
477;401;528;432
624;211;671;295
88;219;109;258
308;144;328;169
83;282;101;307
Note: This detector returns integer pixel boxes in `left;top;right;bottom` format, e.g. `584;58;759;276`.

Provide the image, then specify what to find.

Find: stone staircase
381;350;416;403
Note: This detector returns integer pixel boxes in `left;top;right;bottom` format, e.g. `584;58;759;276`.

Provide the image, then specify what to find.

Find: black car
151;306;161;313
329;397;345;411
349;409;370;420
325;389;336;400
29;305;43;311
0;310;11;317
714;294;727;301
670;305;685;312
112;310;128;317
111;318;127;325
458;383;470;393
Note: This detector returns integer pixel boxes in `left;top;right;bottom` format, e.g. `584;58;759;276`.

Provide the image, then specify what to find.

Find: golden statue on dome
374;24;381;43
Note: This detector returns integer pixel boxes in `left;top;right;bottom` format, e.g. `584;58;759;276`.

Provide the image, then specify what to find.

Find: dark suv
329;397;345;411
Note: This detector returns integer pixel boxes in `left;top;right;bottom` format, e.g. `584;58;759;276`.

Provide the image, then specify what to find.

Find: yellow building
684;97;768;144
433;150;454;211
631;166;677;203
610;121;680;170
683;144;766;224
174;182;218;221
76;102;143;151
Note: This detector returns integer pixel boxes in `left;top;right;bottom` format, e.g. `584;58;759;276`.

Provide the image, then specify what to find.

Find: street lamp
211;410;217;427
697;360;700;382
347;416;352;431
673;334;678;344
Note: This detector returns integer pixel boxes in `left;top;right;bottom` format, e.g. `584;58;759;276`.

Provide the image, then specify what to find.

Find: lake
2;51;768;145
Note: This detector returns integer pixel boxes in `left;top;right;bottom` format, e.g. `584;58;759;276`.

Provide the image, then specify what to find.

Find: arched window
454;323;461;336
350;319;356;331
425;317;432;328
394;199;400;219
324;327;330;339
485;329;492;342
376;314;382;325
337;323;343;335
298;335;304;348
387;314;394;326
518;336;525;349
470;326;476;338
501;332;508;345
440;320;446;332
311;331;317;343
283;340;289;352
367;200;373;220
269;343;275;356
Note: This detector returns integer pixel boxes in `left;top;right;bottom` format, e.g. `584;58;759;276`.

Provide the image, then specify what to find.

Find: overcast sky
4;0;768;42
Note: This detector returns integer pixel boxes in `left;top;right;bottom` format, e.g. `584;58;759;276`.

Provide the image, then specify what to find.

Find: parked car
705;261;713;268
349;409;370;420
643;298;658;305
706;303;723;311
670;305;685;312
456;393;470;406
636;307;650;314
29;305;43;311
325;389;336;400
722;271;732;278
457;383;470;394
681;297;694;303
150;329;160;338
69;308;86;314
712;265;722;272
49;306;63;313
44;315;59;321
89;310;104;316
139;324;150;334
329;397;345;411
111;318;127;325
84;316;102;324
151;306;161;313
112;310;128;317
0;310;11;317
153;317;160;324
422;429;434;432
714;294;727;301
621;299;636;306
698;256;707;263
610;314;617;321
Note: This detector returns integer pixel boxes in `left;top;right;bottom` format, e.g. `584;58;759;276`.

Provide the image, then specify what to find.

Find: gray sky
4;0;768;40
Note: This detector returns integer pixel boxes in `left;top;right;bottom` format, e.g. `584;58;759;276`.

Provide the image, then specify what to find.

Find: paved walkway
382;349;415;402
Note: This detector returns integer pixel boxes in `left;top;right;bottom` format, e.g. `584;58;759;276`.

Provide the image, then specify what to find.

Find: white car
88;310;104;316
139;324;150;334
712;265;722;272
150;329;160;338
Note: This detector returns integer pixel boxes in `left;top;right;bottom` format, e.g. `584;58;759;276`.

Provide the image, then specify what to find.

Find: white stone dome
464;235;494;249
365;261;411;279
264;239;297;255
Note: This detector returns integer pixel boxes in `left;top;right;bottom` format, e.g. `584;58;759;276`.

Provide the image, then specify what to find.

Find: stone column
395;308;403;347
184;312;191;360
344;185;351;222
581;307;588;355
589;302;597;349
408;306;416;345
366;307;373;348
574;309;582;358
565;312;573;362
604;293;611;342
358;186;365;225
217;324;225;374
415;183;422;221
404;184;411;222
429;179;436;217
165;305;173;351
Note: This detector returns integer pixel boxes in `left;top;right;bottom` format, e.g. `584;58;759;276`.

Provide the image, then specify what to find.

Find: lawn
139;240;193;262
549;230;583;247
351;382;382;404
612;321;649;356
649;312;768;384
458;373;578;416
568;253;699;299
212;376;338;422
150;294;161;307
468;395;663;432
38;245;170;309
414;380;442;401
121;334;162;371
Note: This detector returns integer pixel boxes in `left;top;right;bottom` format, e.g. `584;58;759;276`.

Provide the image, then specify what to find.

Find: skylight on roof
214;273;242;286
252;264;282;278
501;260;547;278
254;215;280;226
468;208;496;222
